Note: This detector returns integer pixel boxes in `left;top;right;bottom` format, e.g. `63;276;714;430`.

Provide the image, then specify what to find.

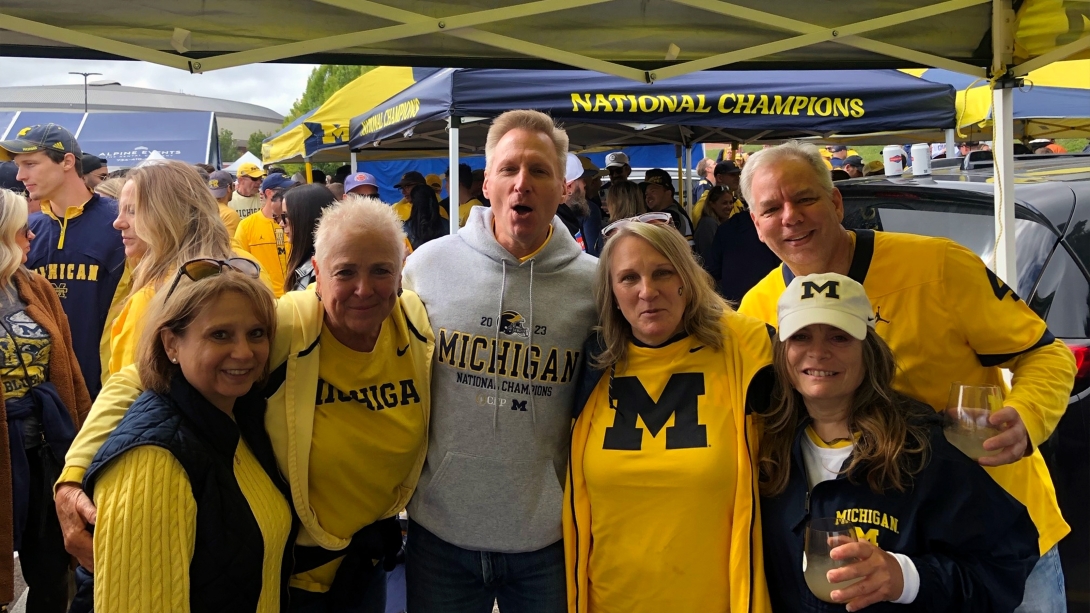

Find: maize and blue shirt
27;194;126;398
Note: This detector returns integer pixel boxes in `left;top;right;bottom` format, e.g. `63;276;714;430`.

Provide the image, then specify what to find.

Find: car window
1030;245;1090;338
842;201;1056;300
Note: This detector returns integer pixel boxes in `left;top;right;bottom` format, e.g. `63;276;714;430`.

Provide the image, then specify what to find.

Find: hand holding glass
943;383;1003;460
804;517;864;603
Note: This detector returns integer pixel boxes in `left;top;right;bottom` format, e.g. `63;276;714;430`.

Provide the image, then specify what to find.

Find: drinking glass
943;383;1003;460
804;517;863;603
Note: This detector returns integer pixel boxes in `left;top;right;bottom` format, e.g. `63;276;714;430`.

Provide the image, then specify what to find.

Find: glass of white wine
804;517;863;603
943;383;1003;460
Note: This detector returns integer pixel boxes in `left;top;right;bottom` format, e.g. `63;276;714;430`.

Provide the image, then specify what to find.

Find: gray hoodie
403;206;598;553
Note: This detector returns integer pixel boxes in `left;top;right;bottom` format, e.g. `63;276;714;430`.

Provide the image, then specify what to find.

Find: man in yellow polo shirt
737;141;1075;613
235;173;294;297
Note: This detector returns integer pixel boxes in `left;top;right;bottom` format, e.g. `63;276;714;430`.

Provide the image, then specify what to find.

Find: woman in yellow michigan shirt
106;161;271;378
58;195;432;611
85;262;291;612
564;220;772;613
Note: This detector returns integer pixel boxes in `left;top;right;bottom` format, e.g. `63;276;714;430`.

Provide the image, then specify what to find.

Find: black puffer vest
84;376;295;612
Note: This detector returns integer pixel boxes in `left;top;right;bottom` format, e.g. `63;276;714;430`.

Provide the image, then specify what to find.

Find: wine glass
943;383;1003;460
804;517;863;603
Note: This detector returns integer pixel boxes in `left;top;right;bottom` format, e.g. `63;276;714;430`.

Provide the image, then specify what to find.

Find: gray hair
740;141;833;205
485;110;568;178
313;194;406;267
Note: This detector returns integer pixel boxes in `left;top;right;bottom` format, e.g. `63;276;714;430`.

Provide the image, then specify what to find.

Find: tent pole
448;116;461;236
350;150;357;172
992;83;1017;289
675;145;684;210
945;129;957;159
684;145;694;216
305;159;313;184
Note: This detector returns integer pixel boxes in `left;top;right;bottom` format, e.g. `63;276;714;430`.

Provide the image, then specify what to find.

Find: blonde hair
0;190;29;288
485;110;568;178
94;177;125;199
739;140;833;205
313;194;406;269
125;161;233;291
606;181;645;220
136;270;276;395
593;223;728;369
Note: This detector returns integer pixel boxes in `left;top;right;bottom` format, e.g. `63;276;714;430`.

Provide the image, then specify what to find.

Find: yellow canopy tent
261;66;422;165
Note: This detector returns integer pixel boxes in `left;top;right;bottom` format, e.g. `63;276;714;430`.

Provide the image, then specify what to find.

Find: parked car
837;153;1090;612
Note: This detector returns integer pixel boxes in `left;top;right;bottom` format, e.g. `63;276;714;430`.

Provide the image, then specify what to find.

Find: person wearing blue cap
234;173;295;298
0;124;126;401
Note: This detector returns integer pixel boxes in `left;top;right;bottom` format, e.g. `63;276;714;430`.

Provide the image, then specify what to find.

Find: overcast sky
0;58;317;117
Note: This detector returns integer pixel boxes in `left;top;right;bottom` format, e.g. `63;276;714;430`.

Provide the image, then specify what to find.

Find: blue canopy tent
350;67;955;234
0;111;219;168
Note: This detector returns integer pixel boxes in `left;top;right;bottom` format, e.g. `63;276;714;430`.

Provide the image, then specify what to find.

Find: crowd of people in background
0;114;1077;613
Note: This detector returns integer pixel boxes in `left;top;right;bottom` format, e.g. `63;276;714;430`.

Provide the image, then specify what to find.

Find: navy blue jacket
27;195;125;398
703;208;781;303
84;376;296;613
761;407;1039;613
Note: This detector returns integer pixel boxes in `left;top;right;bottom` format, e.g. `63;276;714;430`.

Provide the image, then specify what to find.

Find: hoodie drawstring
494;260;507;435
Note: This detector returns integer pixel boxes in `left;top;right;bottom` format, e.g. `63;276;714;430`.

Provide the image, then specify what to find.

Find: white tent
223;151;263;175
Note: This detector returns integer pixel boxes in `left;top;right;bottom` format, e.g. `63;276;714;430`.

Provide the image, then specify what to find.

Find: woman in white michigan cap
758;272;1039;613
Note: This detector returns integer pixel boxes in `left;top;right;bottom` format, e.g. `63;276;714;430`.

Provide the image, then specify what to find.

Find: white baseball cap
605;152;630;168
777;273;874;341
565;153;584;184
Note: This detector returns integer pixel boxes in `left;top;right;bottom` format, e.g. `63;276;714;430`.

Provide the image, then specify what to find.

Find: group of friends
0;108;1076;613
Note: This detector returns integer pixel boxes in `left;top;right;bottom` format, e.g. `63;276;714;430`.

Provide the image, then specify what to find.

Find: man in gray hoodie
402;110;598;613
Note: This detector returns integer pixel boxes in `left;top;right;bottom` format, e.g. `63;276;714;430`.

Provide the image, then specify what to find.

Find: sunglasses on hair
165;257;262;298
601;212;674;240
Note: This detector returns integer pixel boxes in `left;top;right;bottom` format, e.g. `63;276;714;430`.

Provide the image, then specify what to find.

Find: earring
315;289;322;301
170;357;177;364
398;288;403;297
678;286;683;296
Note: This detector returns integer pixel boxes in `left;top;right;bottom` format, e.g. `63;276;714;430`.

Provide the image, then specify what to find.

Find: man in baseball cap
235;172;296;297
640;168;694;246
393;171;427;221
604;151;631;184
81;154;109;190
425;173;443;195
207;170;240;236
843;155;865;179
3;123;126;404
231;161;266;219
345;172;379;197
827;145;849;168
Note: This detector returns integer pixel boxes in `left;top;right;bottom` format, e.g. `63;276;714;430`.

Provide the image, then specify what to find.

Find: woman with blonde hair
106;160;269;376
0;189;91;612
564;220;773;613
92;177;125;200
604;180;644;222
85;261;293;612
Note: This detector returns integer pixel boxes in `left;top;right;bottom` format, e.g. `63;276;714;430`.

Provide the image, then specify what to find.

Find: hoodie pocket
422;451;565;549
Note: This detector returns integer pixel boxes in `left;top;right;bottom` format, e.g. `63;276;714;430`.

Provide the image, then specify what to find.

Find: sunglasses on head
601;212;674;240
165;257;262;298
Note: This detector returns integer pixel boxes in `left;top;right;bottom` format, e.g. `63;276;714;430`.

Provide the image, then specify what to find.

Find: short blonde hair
485;110;568;178
313;194;407;269
137;269;276;395
607;181;645;221
125;161;233;291
94;177;125;199
593;223;729;368
740;141;833;205
0;189;29;288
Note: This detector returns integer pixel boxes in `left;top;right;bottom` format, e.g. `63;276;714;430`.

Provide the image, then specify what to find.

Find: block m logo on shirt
603;373;708;450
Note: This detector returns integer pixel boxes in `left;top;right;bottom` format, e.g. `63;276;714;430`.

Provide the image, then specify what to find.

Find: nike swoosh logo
689;346;705;353
397;344;409;357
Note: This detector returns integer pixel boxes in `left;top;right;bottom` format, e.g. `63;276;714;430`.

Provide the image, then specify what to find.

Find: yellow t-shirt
391;199;412;222
219;203;241;237
293;322;428;592
438;198;483;227
235;213;290;298
93;441;290;613
739;229;1074;555
574;313;771;612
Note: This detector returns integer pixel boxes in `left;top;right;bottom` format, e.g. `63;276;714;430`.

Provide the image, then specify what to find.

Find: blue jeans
288;553;387;613
1014;545;1066;613
405;519;566;613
